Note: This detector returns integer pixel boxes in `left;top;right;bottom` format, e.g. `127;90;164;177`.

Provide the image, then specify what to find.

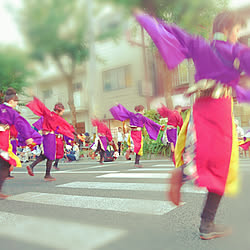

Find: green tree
0;47;31;103
101;0;229;37
16;0;89;128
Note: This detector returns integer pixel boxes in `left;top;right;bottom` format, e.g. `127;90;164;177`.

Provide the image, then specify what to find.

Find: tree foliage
100;0;229;38
0;47;31;103
18;0;88;65
16;0;89;128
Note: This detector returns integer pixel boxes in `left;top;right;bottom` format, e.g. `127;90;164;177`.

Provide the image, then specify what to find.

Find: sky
0;0;249;47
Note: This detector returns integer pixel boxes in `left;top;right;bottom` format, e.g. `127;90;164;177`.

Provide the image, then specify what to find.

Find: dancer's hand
132;8;144;16
26;88;35;97
25;138;34;145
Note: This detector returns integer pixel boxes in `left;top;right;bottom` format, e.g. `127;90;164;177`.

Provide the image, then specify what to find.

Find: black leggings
0;158;10;192
118;142;122;155
95;141;105;163
201;192;222;222
135;154;141;165
53;158;60;168
30;154;53;177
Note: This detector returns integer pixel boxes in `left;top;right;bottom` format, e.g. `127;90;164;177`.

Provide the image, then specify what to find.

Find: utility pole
87;0;97;134
141;27;151;110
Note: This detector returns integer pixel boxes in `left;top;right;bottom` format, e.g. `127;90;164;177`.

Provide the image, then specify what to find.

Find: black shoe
199;221;232;240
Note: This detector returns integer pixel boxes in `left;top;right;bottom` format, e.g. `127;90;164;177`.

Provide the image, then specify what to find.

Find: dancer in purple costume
26;98;75;181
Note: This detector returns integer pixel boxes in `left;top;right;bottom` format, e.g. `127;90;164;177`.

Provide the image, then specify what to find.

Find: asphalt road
0;157;250;250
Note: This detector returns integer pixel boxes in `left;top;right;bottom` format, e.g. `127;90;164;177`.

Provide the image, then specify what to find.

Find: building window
43;89;53;99
73;92;81;107
73;82;82;108
73;82;82;92
103;65;131;91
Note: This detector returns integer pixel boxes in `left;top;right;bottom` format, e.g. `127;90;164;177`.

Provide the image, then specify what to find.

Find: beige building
28;20;152;137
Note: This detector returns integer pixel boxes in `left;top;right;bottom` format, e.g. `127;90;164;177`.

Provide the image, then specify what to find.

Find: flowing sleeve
14;115;38;142
109;104;133;121
157;105;171;118
106;128;113;142
234;43;250;75
56;117;75;139
143;116;161;140
26;97;51;117
17;124;43;146
32;117;44;131
91;118;100;127
235;85;250;103
135;13;195;69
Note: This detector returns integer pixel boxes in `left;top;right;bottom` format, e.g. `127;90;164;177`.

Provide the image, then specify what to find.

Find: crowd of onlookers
15;128;135;164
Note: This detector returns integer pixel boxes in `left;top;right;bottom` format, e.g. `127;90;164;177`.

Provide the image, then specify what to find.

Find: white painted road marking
0;211;125;250
8;192;180;215
57;181;206;194
153;164;174;167
128;168;174;171
97;173;171;179
12;171;119;174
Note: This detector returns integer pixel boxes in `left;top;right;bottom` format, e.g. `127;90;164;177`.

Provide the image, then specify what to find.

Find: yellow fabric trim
8;140;21;168
239;138;250;145
138;136;143;156
174;110;191;168
225;100;239;195
127;134;131;147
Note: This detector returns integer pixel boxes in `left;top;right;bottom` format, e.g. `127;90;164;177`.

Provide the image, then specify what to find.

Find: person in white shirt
117;127;124;155
235;119;244;139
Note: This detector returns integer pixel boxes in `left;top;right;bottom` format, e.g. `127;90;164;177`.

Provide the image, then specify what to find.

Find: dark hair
135;105;144;112
4;88;19;102
213;11;246;34
54;103;64;112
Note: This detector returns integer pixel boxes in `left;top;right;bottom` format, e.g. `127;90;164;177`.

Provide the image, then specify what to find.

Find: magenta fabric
131;131;142;155
193;97;232;195
157;105;183;128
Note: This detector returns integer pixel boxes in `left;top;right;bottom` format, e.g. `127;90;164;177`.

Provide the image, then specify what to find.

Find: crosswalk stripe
153;164;174;167
97;173;171;179
8;192;179;215
12;171;119;174
57;181;206;194
128;168;174;171
0;211;125;250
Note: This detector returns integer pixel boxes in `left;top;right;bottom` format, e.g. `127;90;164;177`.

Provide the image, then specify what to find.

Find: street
0;157;250;250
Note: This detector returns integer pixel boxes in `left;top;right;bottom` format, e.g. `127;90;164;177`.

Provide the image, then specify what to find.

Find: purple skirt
99;136;108;151
167;128;177;146
43;133;56;160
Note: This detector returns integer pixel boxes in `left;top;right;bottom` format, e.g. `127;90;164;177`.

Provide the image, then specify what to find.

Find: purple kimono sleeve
143;116;161;140
18;127;43;146
235;85;250;103
14;116;34;141
234;44;250;75
32;117;44;131
109;104;133;121
135;14;188;69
